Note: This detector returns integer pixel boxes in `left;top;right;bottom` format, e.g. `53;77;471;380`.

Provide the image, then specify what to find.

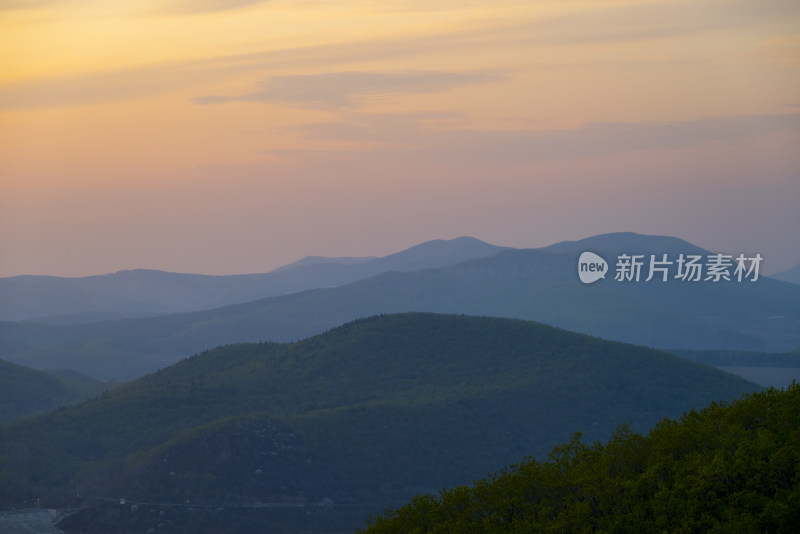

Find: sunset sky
1;0;799;277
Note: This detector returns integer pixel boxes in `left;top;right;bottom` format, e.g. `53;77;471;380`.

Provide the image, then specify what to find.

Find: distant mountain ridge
270;255;376;273
771;263;800;285
0;236;507;323
1;232;797;380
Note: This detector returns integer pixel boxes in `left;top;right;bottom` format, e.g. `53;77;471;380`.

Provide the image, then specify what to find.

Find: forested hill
1;313;759;533
0;358;106;424
361;383;800;533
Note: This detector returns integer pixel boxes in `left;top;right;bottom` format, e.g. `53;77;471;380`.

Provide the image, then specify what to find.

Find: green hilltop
1;313;760;532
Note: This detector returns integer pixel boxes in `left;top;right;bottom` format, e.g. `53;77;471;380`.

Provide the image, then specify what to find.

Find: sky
1;0;799;277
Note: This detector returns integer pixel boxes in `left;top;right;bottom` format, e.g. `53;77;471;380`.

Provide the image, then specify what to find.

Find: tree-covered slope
0;358;107;424
0;314;760;532
361;383;800;533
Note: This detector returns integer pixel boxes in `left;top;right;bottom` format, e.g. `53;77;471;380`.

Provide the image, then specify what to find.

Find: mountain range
1;232;797;381
0;237;506;323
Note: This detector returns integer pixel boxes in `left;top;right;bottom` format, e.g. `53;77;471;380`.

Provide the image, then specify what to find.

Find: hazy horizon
2;1;798;278
0;231;795;279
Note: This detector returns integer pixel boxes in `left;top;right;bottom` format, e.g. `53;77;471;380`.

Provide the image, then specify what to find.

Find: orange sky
1;0;799;276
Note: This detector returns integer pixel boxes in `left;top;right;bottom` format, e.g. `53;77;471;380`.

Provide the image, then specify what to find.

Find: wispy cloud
0;29;502;110
0;0;269;13
156;0;270;15
528;0;800;46
193;70;504;109
289;112;800;162
0;63;203;110
2;0;796;109
442;114;800;163
0;0;58;9
285;111;460;143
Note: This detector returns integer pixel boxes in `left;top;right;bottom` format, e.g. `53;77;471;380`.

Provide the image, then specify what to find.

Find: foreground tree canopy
362;383;800;533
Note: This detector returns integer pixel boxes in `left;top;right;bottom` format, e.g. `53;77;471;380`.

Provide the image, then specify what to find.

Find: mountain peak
541;232;708;255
